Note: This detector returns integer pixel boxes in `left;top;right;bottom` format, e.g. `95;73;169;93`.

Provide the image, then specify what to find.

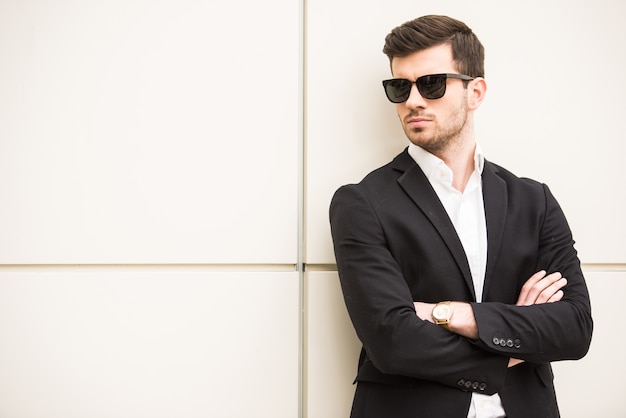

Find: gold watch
432;301;453;329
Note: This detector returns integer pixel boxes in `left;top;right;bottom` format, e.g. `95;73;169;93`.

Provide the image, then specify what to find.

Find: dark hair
383;15;485;78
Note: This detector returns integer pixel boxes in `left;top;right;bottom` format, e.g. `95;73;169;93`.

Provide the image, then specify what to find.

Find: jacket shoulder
485;160;546;191
333;149;414;196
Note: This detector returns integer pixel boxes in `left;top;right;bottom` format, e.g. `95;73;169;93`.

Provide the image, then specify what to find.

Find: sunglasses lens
383;79;412;103
383;75;449;103
417;74;447;100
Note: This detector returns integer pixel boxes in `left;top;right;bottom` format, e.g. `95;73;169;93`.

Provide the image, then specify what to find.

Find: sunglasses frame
382;73;475;103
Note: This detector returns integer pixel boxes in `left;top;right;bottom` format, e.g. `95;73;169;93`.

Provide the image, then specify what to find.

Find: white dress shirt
408;143;506;418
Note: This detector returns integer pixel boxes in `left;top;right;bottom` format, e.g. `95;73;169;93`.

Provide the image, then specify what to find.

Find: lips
406;116;432;127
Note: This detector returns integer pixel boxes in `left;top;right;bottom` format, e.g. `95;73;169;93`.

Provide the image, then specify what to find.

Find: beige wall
0;0;624;417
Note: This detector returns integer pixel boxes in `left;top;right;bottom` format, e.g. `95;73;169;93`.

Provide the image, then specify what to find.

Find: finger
547;289;564;303
516;270;547;306
536;277;567;304
518;271;562;306
525;272;562;304
523;273;564;305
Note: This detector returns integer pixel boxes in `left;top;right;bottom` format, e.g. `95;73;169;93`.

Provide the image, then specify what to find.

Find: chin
408;137;448;154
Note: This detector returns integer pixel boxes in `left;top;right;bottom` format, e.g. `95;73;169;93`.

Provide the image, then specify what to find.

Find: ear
467;77;487;110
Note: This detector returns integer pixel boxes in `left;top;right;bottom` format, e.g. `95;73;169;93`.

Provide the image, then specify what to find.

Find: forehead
391;44;457;79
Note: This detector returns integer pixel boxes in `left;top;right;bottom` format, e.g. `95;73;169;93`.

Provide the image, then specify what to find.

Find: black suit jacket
329;149;593;418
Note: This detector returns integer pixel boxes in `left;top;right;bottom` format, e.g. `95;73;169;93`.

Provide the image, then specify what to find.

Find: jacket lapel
481;161;508;301
392;150;476;300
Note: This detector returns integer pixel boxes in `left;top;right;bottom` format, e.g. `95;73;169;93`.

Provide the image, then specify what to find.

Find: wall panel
553;270;625;417
0;0;299;264
305;271;359;418
0;270;299;418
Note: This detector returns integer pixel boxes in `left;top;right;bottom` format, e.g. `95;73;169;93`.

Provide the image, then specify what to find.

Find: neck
434;138;477;193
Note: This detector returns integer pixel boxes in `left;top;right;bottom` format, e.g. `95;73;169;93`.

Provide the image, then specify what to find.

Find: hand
516;270;567;306
509;270;567;368
413;301;435;323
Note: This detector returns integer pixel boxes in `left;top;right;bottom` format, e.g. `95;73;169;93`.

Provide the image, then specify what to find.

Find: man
329;15;593;418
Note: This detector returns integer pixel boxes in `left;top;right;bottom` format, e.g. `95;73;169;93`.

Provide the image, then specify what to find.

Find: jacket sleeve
472;184;593;362
330;184;509;395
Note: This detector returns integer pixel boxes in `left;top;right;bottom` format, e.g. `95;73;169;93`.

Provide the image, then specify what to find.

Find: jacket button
472;382;479;390
499;338;507;347
492;337;500;345
514;339;521;349
478;383;487;391
506;339;514;347
457;379;466;387
464;381;473;389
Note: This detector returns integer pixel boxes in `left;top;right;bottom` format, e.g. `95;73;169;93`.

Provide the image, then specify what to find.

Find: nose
404;84;428;109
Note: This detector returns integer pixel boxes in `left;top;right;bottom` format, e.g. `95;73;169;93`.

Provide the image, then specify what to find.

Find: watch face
433;304;451;320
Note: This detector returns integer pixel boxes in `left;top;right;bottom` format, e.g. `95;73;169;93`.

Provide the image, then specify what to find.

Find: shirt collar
407;143;485;179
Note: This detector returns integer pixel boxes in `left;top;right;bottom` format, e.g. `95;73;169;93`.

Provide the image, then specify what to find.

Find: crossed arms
414;270;568;367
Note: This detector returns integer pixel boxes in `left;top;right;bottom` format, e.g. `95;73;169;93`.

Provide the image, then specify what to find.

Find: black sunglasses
382;73;475;103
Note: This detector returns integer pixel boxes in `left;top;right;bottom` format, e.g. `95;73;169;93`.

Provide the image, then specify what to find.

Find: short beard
403;99;469;156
